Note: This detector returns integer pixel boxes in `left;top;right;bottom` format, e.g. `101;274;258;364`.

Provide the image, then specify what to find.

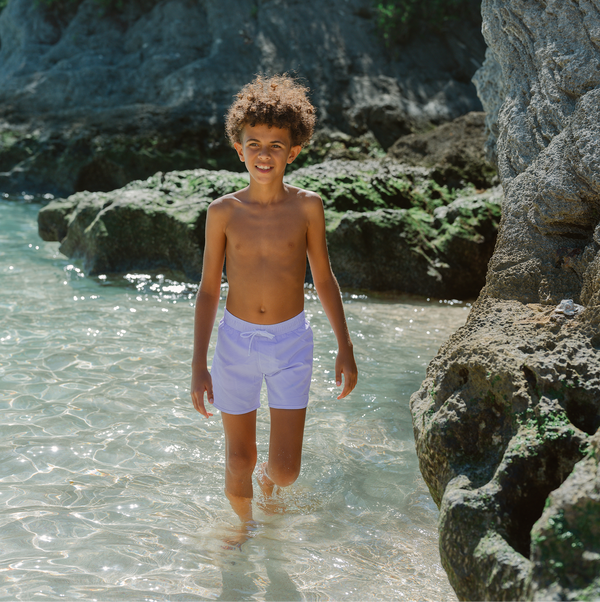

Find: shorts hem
268;399;309;410
212;403;261;415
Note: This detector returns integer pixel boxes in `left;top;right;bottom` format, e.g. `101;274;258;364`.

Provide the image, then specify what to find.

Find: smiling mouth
256;165;274;172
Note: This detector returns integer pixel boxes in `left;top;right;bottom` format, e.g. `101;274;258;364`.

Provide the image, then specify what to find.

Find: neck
247;178;287;204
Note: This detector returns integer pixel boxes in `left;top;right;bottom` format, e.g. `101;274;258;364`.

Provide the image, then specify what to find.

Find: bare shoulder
286;185;324;215
207;189;246;223
208;190;245;212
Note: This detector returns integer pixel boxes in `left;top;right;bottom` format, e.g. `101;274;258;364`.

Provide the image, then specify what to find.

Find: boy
191;74;357;542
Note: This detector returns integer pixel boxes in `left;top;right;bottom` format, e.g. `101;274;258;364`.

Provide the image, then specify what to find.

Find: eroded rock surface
38;162;501;297
0;0;485;194
411;0;600;599
387;112;497;189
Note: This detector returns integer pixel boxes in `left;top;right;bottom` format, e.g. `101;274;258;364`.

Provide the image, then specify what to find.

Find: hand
191;366;214;418
335;346;358;399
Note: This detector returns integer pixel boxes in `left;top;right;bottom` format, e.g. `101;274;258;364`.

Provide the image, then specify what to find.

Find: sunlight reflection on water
0;199;467;601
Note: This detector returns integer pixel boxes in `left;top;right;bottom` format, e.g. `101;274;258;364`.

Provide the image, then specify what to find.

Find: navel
259;306;266;313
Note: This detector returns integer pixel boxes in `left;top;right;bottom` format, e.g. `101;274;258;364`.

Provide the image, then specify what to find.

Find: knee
226;449;257;478
268;461;301;488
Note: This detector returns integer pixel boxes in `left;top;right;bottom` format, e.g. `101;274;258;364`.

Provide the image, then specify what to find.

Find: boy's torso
221;186;312;325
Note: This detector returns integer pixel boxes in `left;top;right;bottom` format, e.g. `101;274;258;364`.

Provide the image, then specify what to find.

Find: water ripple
0;200;469;600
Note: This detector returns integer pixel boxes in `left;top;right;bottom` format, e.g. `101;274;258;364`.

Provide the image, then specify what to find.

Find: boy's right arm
191;202;227;418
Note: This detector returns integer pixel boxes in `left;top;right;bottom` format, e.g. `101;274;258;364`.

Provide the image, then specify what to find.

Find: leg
258;408;306;497
222;410;257;524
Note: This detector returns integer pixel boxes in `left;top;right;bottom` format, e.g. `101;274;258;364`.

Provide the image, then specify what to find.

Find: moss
534;505;600;594
324;209;344;232
433;200;501;255
577;581;600;602
291;131;386;170
287;172;427;212
515;408;574;445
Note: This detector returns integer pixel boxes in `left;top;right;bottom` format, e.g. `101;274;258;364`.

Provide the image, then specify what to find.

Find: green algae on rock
412;298;598;600
325;190;501;297
38;162;501;297
39;170;248;280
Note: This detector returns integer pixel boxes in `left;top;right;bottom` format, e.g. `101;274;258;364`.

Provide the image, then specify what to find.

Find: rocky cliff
0;0;485;194
411;0;600;599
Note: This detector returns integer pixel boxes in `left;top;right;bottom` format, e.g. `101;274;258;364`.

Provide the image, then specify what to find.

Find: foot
222;520;258;551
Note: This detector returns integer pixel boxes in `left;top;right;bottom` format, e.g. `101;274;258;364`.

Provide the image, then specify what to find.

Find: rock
412;298;599;600
39;169;248;280
326;186;502;297
529;429;600;601
411;0;600;599
0;0;485;194
387;112;497;189
471;48;505;165
38;162;501;297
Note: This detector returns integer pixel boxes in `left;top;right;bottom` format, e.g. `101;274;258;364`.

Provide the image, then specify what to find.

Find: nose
257;145;270;159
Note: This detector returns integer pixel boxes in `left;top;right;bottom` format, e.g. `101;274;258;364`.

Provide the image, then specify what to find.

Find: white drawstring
240;330;275;355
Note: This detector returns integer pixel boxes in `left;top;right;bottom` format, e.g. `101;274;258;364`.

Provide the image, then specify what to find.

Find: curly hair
225;74;316;148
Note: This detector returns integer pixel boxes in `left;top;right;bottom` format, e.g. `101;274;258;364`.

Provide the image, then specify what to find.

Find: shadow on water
218;538;303;601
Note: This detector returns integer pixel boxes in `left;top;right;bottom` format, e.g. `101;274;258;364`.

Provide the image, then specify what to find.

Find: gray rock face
412;299;600;600
38;161;501;298
0;0;485;194
471;48;504;164
411;0;600;600
387;111;497;189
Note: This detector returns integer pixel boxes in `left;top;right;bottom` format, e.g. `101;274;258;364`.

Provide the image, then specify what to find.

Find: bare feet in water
222;520;258;551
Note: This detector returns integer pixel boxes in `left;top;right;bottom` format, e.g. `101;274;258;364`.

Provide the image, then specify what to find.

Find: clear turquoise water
0;198;468;601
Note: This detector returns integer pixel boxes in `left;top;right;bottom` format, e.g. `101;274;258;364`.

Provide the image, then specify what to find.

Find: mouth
255;164;274;173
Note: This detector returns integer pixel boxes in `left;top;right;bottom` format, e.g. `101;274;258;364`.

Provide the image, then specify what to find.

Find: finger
337;371;357;399
335;364;342;387
192;391;212;418
203;385;214;417
336;373;348;399
203;392;213;417
346;374;357;396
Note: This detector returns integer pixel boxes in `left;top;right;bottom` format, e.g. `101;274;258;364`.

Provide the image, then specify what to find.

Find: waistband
223;308;307;335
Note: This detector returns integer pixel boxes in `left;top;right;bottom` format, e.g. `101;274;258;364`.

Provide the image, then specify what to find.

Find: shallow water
0;198;469;601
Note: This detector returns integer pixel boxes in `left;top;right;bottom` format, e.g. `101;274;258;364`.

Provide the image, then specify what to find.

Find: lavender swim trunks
211;309;314;415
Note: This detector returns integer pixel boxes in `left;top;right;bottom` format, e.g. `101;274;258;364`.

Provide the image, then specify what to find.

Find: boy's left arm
305;194;358;399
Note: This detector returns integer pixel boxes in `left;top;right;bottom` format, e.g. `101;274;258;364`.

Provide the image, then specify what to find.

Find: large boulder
0;0;485;194
387;111;497;189
411;0;600;599
38;161;501;297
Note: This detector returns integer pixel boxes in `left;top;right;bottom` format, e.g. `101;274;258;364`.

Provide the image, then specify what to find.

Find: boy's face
234;123;302;184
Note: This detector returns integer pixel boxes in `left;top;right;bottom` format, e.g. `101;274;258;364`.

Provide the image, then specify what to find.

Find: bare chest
225;207;308;258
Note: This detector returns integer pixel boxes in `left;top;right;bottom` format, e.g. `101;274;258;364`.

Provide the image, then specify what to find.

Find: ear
233;141;245;162
287;144;302;164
